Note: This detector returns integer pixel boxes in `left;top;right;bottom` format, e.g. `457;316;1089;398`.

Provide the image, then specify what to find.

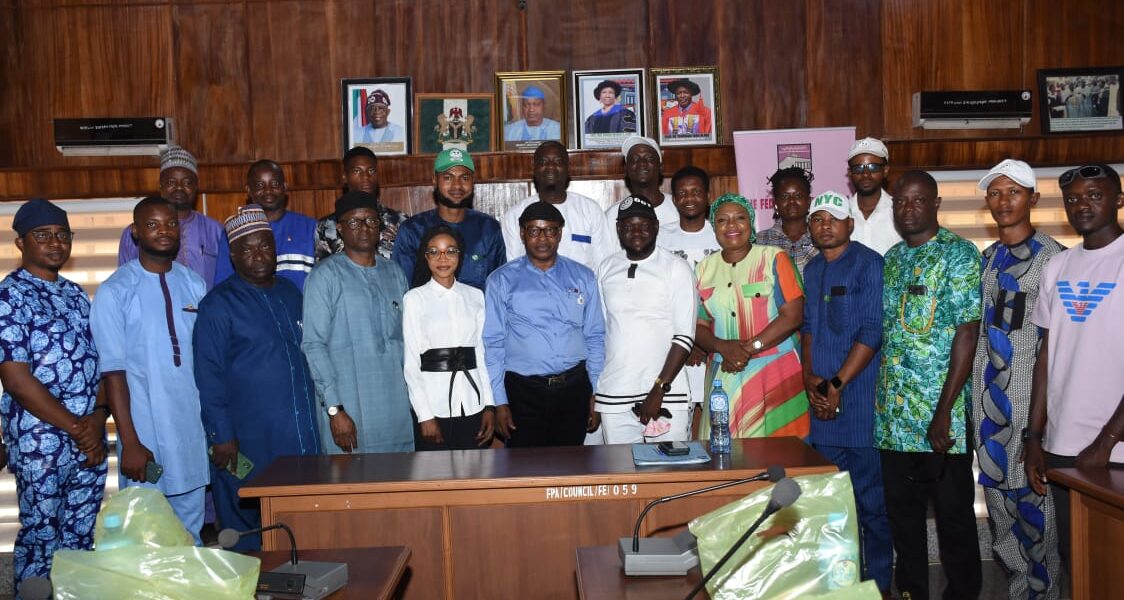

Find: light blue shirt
482;255;605;406
503;118;562;142
359;122;405;143
90;261;210;495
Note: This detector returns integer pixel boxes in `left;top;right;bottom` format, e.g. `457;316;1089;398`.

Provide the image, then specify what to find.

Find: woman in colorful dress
694;193;809;439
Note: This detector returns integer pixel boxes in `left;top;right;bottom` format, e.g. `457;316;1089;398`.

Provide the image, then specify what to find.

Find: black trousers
413;410;486;451
504;363;591;448
1045;451;1124;577
880;450;982;600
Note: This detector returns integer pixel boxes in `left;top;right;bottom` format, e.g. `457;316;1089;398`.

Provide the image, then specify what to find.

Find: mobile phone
658;441;690;456
144;461;164;484
632;404;674;419
229;452;254;480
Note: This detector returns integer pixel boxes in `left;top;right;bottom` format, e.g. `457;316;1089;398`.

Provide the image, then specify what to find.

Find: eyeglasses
1059;165;1109;188
424;247;461;258
849;163;886;175
29;230;75;243
342;217;380;230
523;225;561;239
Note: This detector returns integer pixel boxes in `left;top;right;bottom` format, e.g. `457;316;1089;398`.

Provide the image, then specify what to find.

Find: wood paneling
804;0;882;136
525;0;650;71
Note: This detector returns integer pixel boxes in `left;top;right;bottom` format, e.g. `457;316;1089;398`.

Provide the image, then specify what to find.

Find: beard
533;174;571;195
433;189;474;210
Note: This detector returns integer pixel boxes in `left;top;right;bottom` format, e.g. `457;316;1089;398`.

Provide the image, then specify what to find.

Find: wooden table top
1048;466;1124;508
241;438;834;498
252;546;410;600
576;545;708;600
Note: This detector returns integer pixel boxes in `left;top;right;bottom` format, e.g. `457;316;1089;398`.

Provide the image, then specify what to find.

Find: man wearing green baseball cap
391;148;506;290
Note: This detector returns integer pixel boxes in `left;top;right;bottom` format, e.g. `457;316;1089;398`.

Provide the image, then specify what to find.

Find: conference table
241;437;834;600
1047;466;1124;600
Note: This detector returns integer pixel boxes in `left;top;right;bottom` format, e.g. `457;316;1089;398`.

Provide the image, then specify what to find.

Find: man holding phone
93;196;210;544
194;205;321;551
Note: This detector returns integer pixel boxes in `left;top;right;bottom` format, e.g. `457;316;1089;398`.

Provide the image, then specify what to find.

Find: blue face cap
522;86;546;100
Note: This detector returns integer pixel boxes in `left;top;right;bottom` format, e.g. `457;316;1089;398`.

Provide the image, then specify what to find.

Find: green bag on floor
688;471;867;600
51;487;260;599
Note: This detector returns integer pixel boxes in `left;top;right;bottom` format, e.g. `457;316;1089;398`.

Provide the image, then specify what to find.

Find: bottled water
96;512;131;551
709;379;731;454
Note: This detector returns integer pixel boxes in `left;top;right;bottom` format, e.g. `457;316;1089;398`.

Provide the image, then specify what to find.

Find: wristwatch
1021;428;1043;443
327;405;345;417
749;339;764;353
653;377;672;393
829;376;843;390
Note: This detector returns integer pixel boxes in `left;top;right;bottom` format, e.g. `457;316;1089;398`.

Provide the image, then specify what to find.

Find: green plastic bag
51;487;260;599
688;472;866;600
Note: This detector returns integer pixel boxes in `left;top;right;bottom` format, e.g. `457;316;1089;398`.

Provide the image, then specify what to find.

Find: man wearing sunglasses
846;138;902;256
392;149;505;290
876;170;983;600
1026;163;1124;577
971;160;1064;599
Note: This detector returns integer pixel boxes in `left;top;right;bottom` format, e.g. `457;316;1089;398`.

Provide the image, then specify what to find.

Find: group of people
0;134;1121;600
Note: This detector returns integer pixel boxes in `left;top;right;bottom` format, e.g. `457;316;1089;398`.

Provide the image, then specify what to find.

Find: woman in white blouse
403;225;496;450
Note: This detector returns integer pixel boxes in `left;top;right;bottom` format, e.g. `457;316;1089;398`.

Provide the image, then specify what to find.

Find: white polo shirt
502;192;618;271
594;247;696;413
848;188;902;256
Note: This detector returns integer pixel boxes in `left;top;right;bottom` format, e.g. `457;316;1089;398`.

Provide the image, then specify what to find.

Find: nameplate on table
545;483;639;500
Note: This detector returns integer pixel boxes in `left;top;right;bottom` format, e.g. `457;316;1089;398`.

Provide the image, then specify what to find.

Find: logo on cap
619;197;634;211
449;149;463;161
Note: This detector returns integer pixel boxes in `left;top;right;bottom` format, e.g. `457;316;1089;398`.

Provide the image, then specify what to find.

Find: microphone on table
18;576;52;600
619;465;786;576
683;477;802;600
219;522;349;600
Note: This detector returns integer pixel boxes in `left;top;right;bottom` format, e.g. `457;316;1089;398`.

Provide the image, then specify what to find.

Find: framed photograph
414;93;494;154
571;68;646;150
1037;66;1123;134
650;66;721;146
495;71;567;151
342;77;413;156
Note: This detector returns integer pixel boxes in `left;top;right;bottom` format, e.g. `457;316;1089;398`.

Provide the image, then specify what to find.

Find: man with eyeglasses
302;191;413;455
0;199;108;590
484;201;606;447
846;138;902;256
604;136;680;228
391;149;505;290
214;160;317;291
969;160;1063;600
117;145;225;290
92;196;210;544
1025;163;1124;576
501;141;617;271
875;170;982;600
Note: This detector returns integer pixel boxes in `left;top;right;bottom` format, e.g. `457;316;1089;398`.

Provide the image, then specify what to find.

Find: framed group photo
651;66;721;147
571;68;646;149
1037;66;1123;134
342;77;413;155
495;71;567;151
415;93;494;154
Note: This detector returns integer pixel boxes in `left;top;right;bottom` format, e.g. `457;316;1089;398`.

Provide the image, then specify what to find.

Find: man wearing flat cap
660;78;712;138
302;191;414;455
193;204;321;551
504;85;562;142
118;145;226;290
800;191;892;595
594;196;696;444
0;199;108;588
358;89;405;144
483;201;606;447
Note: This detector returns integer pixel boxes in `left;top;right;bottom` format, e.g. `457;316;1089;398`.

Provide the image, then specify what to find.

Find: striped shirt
216;210;318;292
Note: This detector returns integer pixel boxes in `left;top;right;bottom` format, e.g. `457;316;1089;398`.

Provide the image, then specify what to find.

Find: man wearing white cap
800;191;892;595
846;137;902;256
605;136;680;228
971;160;1063;599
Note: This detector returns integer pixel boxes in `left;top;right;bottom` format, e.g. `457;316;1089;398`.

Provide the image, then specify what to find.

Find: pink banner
732;127;856;231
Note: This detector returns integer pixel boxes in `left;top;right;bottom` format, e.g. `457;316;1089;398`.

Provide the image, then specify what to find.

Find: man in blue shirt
483;202;606;447
503;85;563;142
800;191;891;595
392;149;505;289
193;204;321;551
215;160;317;291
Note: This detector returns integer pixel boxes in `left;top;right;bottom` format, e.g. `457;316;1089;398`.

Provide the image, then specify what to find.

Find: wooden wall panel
804;0;882;136
525;0;650;71
171;3;253;162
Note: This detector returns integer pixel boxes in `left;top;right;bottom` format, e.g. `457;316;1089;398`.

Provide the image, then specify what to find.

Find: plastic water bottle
96;512;131;551
709;379;731;454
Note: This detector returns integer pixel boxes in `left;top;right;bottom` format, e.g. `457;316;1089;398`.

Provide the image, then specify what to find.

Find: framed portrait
342;77;413;156
1037;66;1123;134
495;71;567;152
650;66;721;147
571;68;646;150
415;93;494;154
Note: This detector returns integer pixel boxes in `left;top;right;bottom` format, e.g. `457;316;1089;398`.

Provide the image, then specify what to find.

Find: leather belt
420;346;480;417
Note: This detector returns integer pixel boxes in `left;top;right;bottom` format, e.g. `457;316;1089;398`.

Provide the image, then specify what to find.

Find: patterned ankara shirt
314;204;406;262
971;231;1064;489
756;222;819;276
875;228;981;454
